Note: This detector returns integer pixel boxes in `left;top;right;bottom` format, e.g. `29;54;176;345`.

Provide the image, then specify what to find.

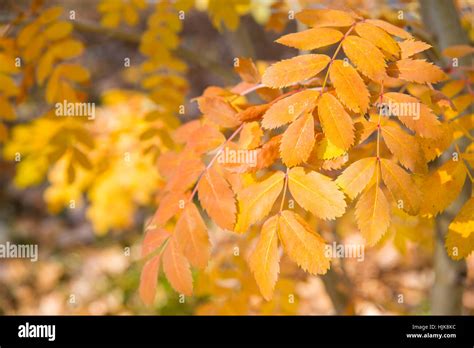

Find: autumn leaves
140;7;472;303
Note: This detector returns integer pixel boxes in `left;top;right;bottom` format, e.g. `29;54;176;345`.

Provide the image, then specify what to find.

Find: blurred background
0;0;472;315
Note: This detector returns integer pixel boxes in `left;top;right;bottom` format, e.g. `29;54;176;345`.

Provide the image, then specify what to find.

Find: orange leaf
398;39;431;59
383;92;441;138
387;59;446;84
336;157;377;199
329;60;369;114
234;57;260;83
238;121;263;149
235;171;285;233
442;45;474;58
365;19;413;39
139;254;161;305
276;27;343;50
420;160;467;217
380;158;420;215
162;237;193;296
288;167;346;220
186;123;225;154
317;92;354;150
342;36;386;81
262;54;330;88
278;210;330;274
381;124;427;173
198;167;237;230
261;89;319;129
175;203;211;269
296;9;355;28
142;227;170;258
280;112;315;166
165;151;205;192
354;22;400;58
249;215;280;300
355;184;390;246
197;96;240;128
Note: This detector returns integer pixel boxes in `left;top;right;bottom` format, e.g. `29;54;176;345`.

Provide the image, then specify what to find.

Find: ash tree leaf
329;60;369;114
261;89;319;130
276;27;344;51
280;112;315;167
278;210;330;274
288;167;346;220
336;157;377;199
162;236;193;296
355;184;391;246
235;171;285;233
174;202;211;269
262;54;330;88
198;167;237;231
317;92;355;150
248;215;280;301
342;36;387;81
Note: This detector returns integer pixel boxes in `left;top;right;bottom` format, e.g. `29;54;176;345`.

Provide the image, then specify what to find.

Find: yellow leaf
238;121;262;149
354;22;400;58
355;184;391;246
38;6;63;24
365;19;413;39
296;9;355;28
262;54;330;88
235;171;285;233
56;64;90;83
0;74;19;96
420;160;467;217
288;167;346;220
381;124;427;173
234;57;260;83
162;236;193;296
398;39;431;59
388;59;446;84
380;158;420;215
197;96;240;128
174;203;211;269
336;157;377;199
317;92;354;150
316;137;345;159
383;92;441;138
441;80;465;98
342;36;386;81
198;167;236;230
278;210;330;274
49;39;84;60
261;89;319;129
446;197;474;260
249;215;280;300
329;59;369;113
43;21;73;41
276;27;343;50
280;112;315;166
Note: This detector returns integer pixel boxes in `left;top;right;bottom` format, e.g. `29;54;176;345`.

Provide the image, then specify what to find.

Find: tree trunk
419;0;469;315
